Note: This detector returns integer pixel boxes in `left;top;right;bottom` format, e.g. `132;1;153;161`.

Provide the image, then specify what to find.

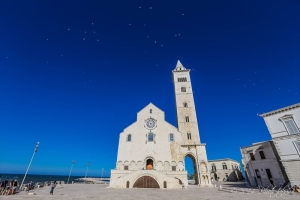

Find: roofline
137;102;164;115
240;140;272;149
208;158;240;163
259;103;300;117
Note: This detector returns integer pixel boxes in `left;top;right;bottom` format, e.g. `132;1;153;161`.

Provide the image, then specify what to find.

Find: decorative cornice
272;133;300;140
208;158;240;163
181;144;205;147
259;103;300;117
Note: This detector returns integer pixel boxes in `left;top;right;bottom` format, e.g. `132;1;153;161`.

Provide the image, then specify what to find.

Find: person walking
49;181;57;195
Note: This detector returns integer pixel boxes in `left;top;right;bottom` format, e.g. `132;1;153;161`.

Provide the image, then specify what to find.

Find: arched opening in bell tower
184;154;199;185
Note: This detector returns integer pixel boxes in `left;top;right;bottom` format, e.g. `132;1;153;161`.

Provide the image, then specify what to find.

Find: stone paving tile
0;182;299;200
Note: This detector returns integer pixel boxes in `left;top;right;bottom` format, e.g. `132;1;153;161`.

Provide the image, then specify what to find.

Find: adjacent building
208;158;243;182
241;141;288;187
109;61;212;189
260;103;300;186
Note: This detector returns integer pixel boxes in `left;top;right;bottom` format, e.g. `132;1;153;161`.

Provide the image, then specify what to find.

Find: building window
148;133;154;142
169;133;174;142
126;181;130;188
211;163;216;171
183;102;188;107
249;152;255;160
181;87;186;92
222;163;227;169
255;169;261;178
150;109;152;114
185;116;189;122
124;166;128;170
127;134;131;142
187;132;191;140
281;117;299;134
172;166;176;171
163;181;167;188
259;151;266;159
294;141;300;154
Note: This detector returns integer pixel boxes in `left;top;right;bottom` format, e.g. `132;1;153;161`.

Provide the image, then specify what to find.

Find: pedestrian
50;181;57;195
12;180;18;195
0;180;5;195
4;178;8;188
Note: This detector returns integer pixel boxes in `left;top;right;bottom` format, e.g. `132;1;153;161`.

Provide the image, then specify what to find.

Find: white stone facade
260;103;300;186
208;159;243;182
241;141;288;187
110;61;212;189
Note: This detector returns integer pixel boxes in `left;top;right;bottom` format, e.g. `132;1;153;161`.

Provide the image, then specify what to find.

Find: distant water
0;174;109;185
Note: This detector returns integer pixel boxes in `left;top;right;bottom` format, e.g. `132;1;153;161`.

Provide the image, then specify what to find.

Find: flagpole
20;142;40;190
67;160;75;184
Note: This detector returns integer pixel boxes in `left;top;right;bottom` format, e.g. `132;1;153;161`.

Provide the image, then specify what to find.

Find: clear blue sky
0;0;299;177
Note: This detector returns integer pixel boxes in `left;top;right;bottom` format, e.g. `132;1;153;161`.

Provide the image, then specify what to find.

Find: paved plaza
1;181;299;200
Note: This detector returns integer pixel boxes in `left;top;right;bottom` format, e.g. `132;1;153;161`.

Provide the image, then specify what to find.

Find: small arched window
150;109;152;114
163;181;167;188
185;116;189;122
169;133;174;142
181;87;186;92
127;134;131;142
183;102;188;107
187;132;191;140
148;132;154;142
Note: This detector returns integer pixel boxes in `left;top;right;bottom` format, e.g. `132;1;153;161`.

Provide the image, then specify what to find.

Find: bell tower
172;60;201;145
172;60;212;187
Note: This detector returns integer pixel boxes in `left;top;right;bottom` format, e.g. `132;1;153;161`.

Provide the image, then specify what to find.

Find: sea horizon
0;173;110;185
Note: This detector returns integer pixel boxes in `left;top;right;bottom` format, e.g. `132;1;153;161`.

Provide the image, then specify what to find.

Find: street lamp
85;162;90;178
20;142;40;190
67;160;75;184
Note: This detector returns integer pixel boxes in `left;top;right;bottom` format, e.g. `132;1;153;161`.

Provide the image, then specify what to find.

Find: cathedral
109;61;212;189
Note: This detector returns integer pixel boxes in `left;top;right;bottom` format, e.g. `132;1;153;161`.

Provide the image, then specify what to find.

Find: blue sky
0;0;299;177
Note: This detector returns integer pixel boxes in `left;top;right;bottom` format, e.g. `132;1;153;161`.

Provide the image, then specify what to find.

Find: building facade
260;103;300;186
109;61;212;189
241;141;288;187
208;158;243;182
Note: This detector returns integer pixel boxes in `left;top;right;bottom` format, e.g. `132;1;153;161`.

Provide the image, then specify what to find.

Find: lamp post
67;160;75;184
85;162;90;178
20;142;40;190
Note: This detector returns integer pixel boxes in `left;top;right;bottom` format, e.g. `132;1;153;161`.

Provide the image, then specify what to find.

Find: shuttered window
294;141;300;154
283;118;299;134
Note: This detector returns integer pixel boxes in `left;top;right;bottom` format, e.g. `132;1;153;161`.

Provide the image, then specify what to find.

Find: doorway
184;154;199;184
133;176;160;188
265;169;274;185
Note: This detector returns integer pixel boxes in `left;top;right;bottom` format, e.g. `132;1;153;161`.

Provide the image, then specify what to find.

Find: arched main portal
184;154;199;185
132;176;160;188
